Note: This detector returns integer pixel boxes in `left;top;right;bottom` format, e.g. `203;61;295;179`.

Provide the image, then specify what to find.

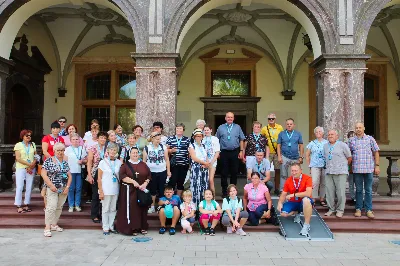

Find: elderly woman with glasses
189;129;210;205
14;130;39;213
41;142;72;237
114;124;127;147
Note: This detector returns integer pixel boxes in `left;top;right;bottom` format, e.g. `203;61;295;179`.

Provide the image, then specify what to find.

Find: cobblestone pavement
0;229;399;266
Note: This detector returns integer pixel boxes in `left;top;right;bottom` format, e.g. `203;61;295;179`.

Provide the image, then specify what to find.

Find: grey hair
69;133;80;140
267;113;276;118
127;133;135;139
196;119;206;127
106;142;119;152
53;142;66;151
107;130;115;136
314;126;324;134
328;129;339;136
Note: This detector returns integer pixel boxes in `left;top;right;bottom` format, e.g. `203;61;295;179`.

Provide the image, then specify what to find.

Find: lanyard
51;135;59;143
107;158;116;175
22;142;31;159
251;186;259;201
286;130;294;140
55;157;67;179
256;161;263;174
226;123;234;140
253;133;261;149
97;144;105;159
229;197;237;213
194;143;206;159
204;136;212;147
116;134;124;143
293;174;303;192
151;144;162;164
328;141;338;160
175;135;183;149
72;146;82;160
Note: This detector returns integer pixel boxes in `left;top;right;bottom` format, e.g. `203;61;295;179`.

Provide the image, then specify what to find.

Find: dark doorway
5;85;33;144
214;115;247;176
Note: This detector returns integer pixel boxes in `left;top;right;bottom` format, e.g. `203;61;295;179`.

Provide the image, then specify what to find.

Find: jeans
354;173;373;211
68;173;82;207
248;204;269;226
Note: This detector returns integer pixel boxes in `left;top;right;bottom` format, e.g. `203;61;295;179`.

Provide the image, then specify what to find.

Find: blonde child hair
182;190;193;199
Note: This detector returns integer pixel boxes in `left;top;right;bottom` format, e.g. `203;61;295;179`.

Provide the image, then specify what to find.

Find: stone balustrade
380;150;400;197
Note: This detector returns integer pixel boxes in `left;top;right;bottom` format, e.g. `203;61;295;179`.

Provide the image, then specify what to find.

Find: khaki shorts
269;153;280;170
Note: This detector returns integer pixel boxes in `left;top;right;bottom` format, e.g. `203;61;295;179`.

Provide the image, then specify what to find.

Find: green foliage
212;77;249;96
118;108;136;132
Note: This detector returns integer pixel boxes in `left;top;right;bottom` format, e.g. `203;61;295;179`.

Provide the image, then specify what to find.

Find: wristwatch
375;164;380;166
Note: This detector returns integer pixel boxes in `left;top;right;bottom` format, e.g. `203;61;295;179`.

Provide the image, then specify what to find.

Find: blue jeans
354;173;373;211
248;204;269;226
68;173;82;207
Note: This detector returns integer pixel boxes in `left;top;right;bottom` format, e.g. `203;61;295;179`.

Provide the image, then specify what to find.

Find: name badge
295;197;299;201
27;159;31;163
50;141;54;145
227;135;231;140
288;142;292;147
63;174;68;179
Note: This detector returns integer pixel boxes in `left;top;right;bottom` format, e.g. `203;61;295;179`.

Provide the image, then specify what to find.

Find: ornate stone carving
386;157;400;197
223;12;252;23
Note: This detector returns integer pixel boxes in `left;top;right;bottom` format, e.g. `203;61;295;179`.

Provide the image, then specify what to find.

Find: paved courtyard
1;230;399;266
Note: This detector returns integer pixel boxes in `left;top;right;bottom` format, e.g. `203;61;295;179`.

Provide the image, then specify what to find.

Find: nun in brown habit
116;147;151;235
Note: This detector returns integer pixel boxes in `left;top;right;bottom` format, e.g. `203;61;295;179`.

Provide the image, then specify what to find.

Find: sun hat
192;129;203;137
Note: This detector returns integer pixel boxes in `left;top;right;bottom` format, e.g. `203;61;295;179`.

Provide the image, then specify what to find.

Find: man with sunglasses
323;130;352;218
57;116;68;137
261;113;284;195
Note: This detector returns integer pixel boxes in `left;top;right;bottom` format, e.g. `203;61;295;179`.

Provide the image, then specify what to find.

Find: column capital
131;53;181;68
310;54;371;73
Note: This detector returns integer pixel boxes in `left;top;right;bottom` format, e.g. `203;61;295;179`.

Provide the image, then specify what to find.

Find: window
211;71;250;96
74;61;136;134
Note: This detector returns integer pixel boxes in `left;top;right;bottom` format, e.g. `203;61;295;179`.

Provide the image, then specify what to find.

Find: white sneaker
235;228;247;236
75;206;82;212
226;226;233;234
148;206;155;214
68;207;74;212
299;224;310;236
294;214;301;224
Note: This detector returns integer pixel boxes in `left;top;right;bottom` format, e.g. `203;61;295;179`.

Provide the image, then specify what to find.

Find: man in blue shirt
277;118;304;191
216;112;245;197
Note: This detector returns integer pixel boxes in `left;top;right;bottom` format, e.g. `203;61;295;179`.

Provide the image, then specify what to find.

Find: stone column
0;57;14;191
132;53;179;136
311;55;370;140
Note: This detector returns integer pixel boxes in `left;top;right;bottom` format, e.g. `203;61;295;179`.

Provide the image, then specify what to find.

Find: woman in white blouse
202;124;220;196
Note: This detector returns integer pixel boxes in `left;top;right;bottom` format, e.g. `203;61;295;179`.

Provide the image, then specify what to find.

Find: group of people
12;112;380;237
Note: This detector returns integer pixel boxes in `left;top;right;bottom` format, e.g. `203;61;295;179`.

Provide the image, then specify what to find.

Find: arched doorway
5;85;33;144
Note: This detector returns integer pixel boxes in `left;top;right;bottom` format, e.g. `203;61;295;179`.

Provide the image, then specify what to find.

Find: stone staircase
1;193;400;234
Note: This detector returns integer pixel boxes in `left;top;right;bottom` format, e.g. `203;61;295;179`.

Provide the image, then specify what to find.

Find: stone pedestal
386;157;400;197
372;175;380;196
311;55;370;139
132;53;179;136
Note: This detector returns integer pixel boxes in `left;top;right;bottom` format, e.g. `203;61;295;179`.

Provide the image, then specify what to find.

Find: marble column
311;55;369;140
0;57;14;190
132;53;179;136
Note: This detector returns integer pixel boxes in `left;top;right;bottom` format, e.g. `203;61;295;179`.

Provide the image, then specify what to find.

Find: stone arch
164;0;335;58
0;0;144;59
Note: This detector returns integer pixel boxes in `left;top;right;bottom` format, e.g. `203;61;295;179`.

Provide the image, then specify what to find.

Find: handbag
126;162;152;207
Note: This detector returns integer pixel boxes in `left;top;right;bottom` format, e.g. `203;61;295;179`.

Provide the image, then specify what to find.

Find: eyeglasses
25;135;32;137
58;120;66;123
268;118;275;121
56;150;65;152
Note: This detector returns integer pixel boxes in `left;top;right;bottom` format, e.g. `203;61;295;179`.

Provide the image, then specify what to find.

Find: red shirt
283;174;312;202
42;134;65;159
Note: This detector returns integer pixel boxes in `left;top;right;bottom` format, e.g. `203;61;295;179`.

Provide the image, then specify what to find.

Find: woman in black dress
117;147;151;235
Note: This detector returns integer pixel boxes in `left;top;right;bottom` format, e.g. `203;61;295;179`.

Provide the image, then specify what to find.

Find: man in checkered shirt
348;122;380;219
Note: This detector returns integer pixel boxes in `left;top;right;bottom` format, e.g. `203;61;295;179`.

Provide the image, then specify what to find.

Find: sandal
320;200;327;207
141;230;148;235
133;232;138;236
50;225;63;232
43;230;52;237
23;205;32;212
17;206;25;213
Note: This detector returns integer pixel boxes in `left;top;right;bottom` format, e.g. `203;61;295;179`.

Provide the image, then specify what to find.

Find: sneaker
204;227;210;235
169;227;176;235
336;211;344;218
294;214;301;223
209;228;216;236
68;207;74;212
366;210;375;219
75;206;82;212
226;226;233;234
354;209;362;217
299;224;310;236
148;206;155;214
324;210;335;216
235;228;247;236
159;227;166;234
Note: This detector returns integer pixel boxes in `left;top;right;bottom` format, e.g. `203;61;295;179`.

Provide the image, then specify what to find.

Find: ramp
273;199;334;241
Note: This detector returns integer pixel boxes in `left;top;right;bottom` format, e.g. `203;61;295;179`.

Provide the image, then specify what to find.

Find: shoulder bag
126;162;152;207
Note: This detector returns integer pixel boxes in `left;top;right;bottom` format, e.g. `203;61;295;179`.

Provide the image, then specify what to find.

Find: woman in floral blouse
41;142;72;237
244;121;269;168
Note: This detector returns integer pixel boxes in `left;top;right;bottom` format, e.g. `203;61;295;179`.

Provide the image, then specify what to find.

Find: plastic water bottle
143;189;149;193
166;176;170;184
